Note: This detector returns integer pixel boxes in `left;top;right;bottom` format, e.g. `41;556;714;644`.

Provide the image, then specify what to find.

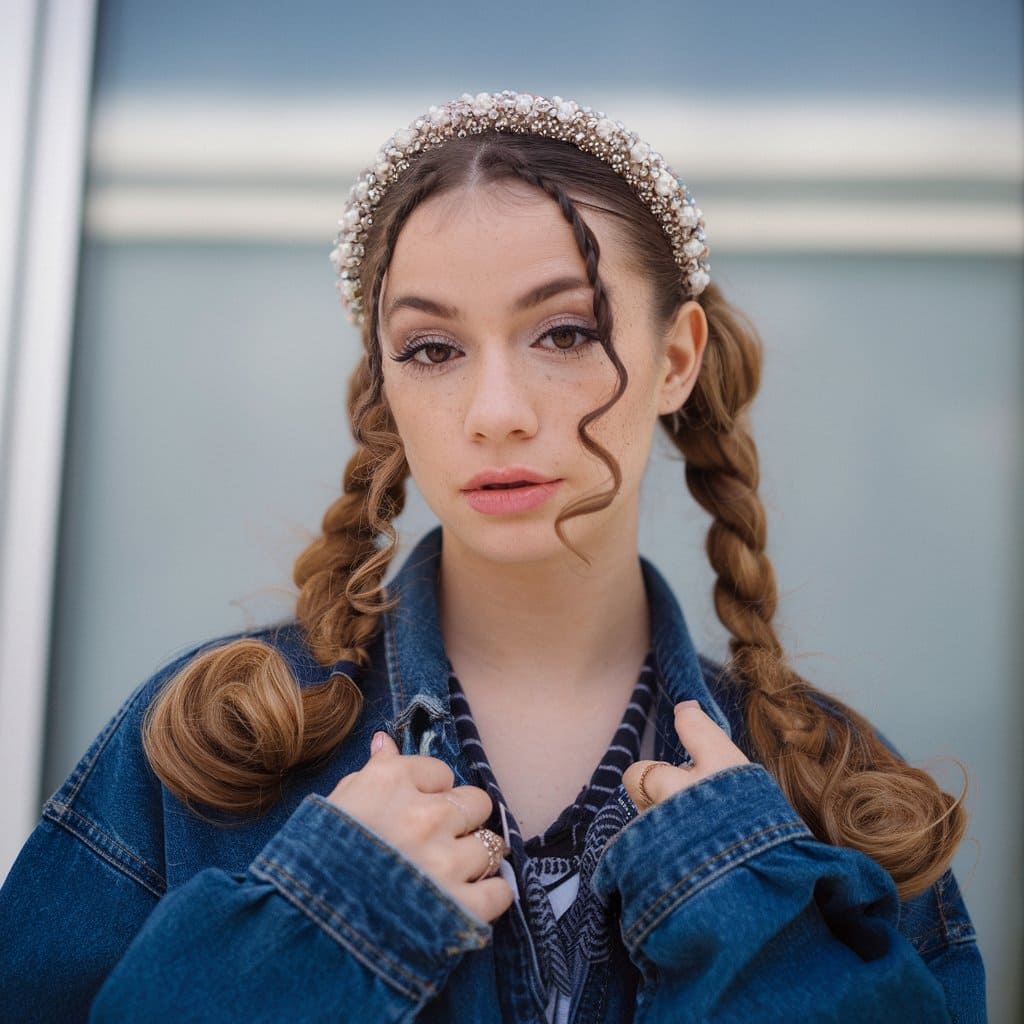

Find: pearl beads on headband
330;90;711;326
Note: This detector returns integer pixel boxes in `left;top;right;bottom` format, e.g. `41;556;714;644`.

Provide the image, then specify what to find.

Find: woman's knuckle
404;801;438;839
330;774;352;798
372;758;404;785
469;791;494;822
411;756;453;790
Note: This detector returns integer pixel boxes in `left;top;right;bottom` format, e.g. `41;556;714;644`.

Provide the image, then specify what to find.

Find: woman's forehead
402;182;573;239
383;183;630;300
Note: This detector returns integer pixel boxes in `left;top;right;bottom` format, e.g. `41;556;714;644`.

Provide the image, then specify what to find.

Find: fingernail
371;732;384;753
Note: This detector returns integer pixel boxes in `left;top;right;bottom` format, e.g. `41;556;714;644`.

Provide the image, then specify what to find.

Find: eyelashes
389;323;602;373
391;339;459;369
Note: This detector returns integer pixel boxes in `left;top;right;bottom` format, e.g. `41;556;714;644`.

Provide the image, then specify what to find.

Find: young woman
1;90;985;1022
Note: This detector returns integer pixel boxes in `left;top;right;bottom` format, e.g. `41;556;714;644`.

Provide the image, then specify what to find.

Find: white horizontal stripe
606;744;634;757
88;95;1023;181
82;186;1024;254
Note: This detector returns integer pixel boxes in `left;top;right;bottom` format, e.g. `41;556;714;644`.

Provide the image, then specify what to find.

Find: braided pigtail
143;156;444;817
662;282;966;898
143;372;407;816
144;356;409;817
143;375;407;817
144;318;413;820
293;355;408;665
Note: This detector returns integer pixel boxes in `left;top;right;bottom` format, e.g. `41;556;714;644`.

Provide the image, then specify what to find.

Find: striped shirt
448;654;657;1024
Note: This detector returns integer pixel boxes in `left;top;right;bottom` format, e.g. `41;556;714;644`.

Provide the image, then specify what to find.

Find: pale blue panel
91;0;1022;101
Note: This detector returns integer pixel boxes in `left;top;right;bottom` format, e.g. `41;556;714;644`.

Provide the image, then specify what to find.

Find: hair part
143;130;966;897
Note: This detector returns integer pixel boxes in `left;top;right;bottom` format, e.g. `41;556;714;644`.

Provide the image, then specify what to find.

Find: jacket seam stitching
42;802;166;899
599;764;764;861
60;697;137;806
625;821;809;946
917;928;979;957
384;606;408;718
651;679;679;763
305;795;489;932
251;855;432;1001
933;876;957;946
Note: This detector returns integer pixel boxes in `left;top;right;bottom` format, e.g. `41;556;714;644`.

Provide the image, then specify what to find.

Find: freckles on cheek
399;414;459;480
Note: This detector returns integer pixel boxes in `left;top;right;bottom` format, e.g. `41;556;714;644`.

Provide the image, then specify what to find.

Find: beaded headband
330;90;710;327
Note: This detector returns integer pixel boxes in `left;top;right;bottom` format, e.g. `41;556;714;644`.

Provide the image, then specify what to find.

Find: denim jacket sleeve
592;763;986;1024
0;671;490;1023
91;795;491;1022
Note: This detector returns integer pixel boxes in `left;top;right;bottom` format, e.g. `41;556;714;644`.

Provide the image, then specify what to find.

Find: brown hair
143;131;965;897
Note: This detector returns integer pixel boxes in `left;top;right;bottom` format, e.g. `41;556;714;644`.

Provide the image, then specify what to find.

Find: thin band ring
472;827;510;882
637;760;674;810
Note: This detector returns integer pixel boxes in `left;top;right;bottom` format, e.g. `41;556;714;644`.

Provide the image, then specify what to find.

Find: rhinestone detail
330;90;711;325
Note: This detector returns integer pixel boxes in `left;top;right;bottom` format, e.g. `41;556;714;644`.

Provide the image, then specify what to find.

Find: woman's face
378;181;706;569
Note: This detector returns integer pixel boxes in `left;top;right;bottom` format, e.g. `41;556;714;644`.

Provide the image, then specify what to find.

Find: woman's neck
437;529;651;704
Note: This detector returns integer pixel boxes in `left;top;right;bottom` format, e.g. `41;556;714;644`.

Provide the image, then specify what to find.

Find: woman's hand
327;732;514;924
622;700;749;810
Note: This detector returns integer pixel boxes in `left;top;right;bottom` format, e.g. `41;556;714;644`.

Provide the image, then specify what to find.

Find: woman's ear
656;300;708;416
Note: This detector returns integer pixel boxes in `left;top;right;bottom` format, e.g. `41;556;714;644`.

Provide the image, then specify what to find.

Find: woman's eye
535;325;598;353
416;343;454;364
390;340;460;368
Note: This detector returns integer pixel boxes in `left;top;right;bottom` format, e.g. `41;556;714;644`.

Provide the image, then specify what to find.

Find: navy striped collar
448;654;656;852
448;653;658;1001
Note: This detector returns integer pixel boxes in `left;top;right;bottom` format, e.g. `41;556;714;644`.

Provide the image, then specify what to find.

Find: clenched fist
328;732;514;924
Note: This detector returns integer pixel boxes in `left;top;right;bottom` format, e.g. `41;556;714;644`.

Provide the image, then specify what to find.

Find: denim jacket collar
380;527;730;778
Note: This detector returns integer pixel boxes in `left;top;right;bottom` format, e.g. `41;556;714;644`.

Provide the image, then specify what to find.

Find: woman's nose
463;352;539;442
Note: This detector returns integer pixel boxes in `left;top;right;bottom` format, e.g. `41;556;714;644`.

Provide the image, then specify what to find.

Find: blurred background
1;0;1021;1018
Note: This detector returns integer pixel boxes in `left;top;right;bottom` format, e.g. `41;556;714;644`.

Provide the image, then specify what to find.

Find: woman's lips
462;467;553;490
462;479;562;515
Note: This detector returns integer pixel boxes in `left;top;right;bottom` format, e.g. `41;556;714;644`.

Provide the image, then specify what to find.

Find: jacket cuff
250;794;490;1002
592;764;812;950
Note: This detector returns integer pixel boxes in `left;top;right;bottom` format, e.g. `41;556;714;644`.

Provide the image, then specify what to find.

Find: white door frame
0;0;97;882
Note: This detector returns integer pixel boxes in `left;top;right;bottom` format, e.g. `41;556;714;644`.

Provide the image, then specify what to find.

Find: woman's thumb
370;730;399;756
622;759;676;811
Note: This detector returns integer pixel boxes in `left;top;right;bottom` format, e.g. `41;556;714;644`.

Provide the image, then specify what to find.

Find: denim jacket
0;527;986;1022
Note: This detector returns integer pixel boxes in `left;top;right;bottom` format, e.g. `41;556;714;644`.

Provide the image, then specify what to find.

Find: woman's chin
437;515;580;568
436;510;617;571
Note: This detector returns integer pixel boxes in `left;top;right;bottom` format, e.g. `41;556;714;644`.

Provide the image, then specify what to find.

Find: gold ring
637;760;672;810
472;827;510;881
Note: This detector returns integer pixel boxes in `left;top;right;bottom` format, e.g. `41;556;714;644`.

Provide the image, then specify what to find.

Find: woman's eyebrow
513;276;591;311
383;275;591;325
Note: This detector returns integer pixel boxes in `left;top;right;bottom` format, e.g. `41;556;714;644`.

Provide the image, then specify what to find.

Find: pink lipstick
461;467;562;515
